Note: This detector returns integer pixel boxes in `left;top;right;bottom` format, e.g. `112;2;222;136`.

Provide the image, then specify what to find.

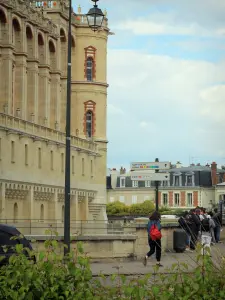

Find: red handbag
150;224;162;241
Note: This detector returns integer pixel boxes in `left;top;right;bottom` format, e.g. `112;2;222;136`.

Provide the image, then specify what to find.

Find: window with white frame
132;180;138;188
145;181;151;187
132;195;137;204
120;177;125;188
119;196;125;203
174;193;180;206
110;197;114;203
187;193;193;207
173;174;182;187
162;194;168;206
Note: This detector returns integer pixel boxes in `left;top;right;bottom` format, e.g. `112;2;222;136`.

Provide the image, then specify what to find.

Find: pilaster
0;182;6;220
27;61;39;122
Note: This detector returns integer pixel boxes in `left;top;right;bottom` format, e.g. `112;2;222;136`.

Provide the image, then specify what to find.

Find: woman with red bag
143;211;163;267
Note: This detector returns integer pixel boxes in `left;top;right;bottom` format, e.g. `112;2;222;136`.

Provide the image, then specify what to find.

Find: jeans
214;226;221;243
186;233;191;247
147;238;161;262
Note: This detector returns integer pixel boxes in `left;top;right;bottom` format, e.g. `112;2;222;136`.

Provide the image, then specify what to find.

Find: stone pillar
29;186;34;220
0;182;6;220
54;190;59;220
50;73;61;129
14;55;27;119
0;49;13;114
84;193;89;220
38;67;50;126
27;62;39;122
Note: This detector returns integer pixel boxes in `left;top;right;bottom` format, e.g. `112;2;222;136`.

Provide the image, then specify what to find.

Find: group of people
178;207;222;251
143;207;223;267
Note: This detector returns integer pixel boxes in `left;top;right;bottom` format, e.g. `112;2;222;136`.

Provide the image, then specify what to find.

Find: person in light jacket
143;211;162;267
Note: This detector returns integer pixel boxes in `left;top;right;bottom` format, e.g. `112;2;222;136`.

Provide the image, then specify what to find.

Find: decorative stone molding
34;191;53;202
5;188;28;200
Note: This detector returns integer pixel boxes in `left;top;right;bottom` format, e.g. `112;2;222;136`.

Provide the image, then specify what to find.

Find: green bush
1;236;225;299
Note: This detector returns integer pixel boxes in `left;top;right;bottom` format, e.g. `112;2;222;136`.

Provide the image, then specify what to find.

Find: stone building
107;162;225;209
0;0;110;228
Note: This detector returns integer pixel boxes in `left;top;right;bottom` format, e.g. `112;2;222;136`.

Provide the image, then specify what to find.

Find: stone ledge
25;234;137;241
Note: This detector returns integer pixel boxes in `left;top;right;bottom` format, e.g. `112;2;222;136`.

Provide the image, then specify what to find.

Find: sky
74;0;225;169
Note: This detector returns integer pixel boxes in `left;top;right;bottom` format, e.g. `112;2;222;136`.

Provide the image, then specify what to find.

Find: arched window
0;9;7;43
86;111;93;138
13;203;18;223
38;33;45;64
62;205;64;222
86;57;93;81
40;204;44;221
12;18;21;51
49;40;56;69
26;26;34;58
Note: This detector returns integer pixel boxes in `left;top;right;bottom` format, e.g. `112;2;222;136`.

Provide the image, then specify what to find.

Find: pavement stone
90;242;225;276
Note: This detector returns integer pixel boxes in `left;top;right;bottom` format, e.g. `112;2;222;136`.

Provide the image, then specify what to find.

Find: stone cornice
71;81;109;88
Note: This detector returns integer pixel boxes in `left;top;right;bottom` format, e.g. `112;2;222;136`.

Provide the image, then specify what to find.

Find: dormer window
173;173;182;187
120;177;125;188
185;172;195;186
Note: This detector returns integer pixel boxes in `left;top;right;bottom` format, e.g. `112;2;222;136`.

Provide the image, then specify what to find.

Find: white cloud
107;49;225;166
107;103;124;115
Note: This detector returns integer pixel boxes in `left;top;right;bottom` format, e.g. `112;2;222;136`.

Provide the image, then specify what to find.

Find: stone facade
0;0;109;223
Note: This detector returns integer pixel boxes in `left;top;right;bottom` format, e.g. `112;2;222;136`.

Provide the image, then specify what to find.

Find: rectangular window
0;138;1;160
120;177;125;188
91;159;93;177
72;155;75;174
187;193;193;207
145;181;151;187
11;141;15;163
25;144;28;165
174;193;180;206
82;158;84;175
163;194;168;206
174;176;180;186
38;147;42;168
119;196;125;203
110;197;114;203
50;150;53;170
132;195;137;204
61;153;64;172
132;180;138;188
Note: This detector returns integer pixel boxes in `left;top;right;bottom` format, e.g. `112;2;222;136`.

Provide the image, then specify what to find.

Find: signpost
131;158;171;211
131;172;170;181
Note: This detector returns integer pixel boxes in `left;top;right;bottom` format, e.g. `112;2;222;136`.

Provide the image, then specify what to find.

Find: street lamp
86;0;104;32
64;0;104;255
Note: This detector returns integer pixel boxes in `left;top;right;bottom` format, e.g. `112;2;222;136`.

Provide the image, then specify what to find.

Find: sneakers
156;263;163;267
185;248;193;252
143;256;147;266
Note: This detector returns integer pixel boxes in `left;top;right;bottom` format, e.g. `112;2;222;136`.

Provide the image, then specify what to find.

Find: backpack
150;224;162;241
201;218;210;232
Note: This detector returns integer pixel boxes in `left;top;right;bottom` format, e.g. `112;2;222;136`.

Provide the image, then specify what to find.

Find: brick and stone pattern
193;191;198;207
181;191;185;207
169;191;173;207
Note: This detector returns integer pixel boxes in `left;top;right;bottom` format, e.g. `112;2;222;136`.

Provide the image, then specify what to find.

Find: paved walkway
91;242;225;276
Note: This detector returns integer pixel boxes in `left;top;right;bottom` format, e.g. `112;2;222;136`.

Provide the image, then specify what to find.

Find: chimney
176;161;182;168
211;162;217;185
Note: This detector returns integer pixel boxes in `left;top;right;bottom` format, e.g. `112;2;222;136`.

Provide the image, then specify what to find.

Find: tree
106;201;129;216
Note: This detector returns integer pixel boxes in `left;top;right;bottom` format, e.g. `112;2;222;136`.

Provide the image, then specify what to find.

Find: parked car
0;224;36;267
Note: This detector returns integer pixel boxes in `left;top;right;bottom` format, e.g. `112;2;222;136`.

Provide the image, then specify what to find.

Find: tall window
132;195;137;204
25;144;28;165
38;147;42;168
50;150;53;170
174;193;180;206
86;111;93;138
132;181;138;188
82;158;85;176
40;204;44;221
13;203;18;223
110;197;114;203
163;194;168;206
119;196;125;203
187;193;193;207
86;57;93;81
72;155;75;174
11;141;15;163
61;153;64;172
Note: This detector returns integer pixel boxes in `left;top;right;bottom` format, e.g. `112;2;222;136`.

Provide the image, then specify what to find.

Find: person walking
178;211;193;251
213;208;222;243
189;209;201;249
208;212;216;244
143;211;162;267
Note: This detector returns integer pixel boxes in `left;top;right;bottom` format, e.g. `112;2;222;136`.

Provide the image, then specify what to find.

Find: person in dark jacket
143;211;162;267
213;208;222;243
178;211;193;251
189;209;201;250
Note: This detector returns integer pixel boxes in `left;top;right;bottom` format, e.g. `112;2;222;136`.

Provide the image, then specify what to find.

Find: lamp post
64;0;104;255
